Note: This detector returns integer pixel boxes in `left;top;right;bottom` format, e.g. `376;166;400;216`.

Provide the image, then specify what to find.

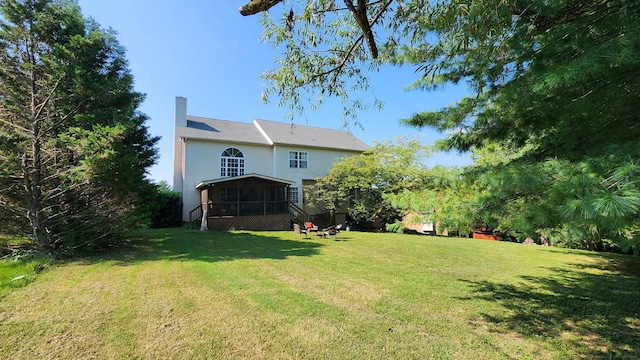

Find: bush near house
149;191;183;229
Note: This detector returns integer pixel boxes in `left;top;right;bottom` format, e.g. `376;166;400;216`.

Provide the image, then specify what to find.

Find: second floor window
221;148;245;177
289;151;308;169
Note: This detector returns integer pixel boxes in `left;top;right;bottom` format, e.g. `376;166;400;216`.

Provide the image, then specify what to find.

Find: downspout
182;137;187;221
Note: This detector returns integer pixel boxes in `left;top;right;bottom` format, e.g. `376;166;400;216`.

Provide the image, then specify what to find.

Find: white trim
253;119;273;145
196;173;295;189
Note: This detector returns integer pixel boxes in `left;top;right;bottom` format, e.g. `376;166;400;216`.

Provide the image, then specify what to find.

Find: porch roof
195;173;295;190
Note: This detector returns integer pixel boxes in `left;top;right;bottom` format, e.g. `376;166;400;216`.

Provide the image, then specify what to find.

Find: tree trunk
27;122;51;254
26;42;51;255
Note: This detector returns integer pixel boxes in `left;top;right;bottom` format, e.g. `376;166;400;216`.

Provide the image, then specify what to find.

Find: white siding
273;146;361;208
181;139;273;220
274;146;361;181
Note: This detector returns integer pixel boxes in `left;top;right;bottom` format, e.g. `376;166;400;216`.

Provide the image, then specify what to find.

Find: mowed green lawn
1;229;639;359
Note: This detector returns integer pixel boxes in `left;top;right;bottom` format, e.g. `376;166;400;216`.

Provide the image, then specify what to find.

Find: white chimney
175;96;187;127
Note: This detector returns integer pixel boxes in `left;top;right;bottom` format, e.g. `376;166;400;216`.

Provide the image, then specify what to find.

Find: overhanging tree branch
293;0;393;88
239;0;392;59
344;0;378;58
239;0;283;16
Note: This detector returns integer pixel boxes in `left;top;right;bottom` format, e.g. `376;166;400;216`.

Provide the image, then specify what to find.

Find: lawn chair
305;222;318;232
293;223;305;237
303;222;318;238
323;224;342;240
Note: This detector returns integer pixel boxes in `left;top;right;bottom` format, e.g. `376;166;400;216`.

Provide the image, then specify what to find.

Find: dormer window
221;148;245;177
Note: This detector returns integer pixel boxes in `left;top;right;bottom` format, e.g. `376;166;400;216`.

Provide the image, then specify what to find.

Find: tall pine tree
0;0;158;255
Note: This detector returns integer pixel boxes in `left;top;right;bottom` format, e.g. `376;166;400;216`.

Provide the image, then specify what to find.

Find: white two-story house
173;97;370;230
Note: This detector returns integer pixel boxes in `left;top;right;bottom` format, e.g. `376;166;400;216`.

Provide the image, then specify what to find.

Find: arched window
220;148;245;177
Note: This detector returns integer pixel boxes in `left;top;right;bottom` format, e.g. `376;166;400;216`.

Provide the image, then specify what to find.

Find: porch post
236;185;240;216
200;186;209;224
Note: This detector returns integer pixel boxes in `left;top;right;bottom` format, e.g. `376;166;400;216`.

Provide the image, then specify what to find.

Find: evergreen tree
0;0;158;255
241;0;640;252
148;181;182;229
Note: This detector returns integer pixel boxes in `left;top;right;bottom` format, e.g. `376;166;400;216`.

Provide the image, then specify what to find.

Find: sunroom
195;173;295;231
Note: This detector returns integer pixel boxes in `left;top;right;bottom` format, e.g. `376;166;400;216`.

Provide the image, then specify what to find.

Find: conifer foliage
0;0;158;255
249;0;640;252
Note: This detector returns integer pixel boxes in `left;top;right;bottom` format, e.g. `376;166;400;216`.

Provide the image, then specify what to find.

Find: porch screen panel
209;183;290;217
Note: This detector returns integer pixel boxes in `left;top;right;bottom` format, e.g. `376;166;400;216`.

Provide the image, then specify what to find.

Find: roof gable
196;173;295;189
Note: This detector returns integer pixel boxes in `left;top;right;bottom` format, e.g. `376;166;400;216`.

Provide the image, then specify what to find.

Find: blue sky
77;0;471;186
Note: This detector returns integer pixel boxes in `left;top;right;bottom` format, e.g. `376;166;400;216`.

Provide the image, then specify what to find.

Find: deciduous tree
308;137;431;225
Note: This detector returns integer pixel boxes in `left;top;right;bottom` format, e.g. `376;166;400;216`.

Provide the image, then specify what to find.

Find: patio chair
303;222;318;238
323;224;342;240
293;223;305;237
304;222;318;232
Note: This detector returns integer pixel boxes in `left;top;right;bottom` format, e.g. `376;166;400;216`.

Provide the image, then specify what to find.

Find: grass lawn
1;229;639;359
0;235;51;298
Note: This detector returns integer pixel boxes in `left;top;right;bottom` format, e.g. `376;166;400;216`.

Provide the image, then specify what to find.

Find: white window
289;151;308;169
289;187;299;203
221;148;245;177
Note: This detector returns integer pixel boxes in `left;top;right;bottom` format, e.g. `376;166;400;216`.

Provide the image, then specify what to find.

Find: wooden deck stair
289;202;309;224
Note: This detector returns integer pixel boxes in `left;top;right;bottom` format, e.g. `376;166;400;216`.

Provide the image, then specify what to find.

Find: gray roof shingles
253;119;370;151
177;115;370;151
178;116;271;145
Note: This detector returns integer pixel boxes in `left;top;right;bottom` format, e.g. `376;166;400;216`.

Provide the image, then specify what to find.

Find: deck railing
194;201;311;226
289;202;309;223
188;205;203;222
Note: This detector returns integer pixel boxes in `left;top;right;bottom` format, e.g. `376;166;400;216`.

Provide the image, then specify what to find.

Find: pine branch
514;0;616;36
0;115;31;134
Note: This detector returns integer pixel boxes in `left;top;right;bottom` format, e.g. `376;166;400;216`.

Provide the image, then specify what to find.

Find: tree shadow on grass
85;229;324;264
459;255;640;359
